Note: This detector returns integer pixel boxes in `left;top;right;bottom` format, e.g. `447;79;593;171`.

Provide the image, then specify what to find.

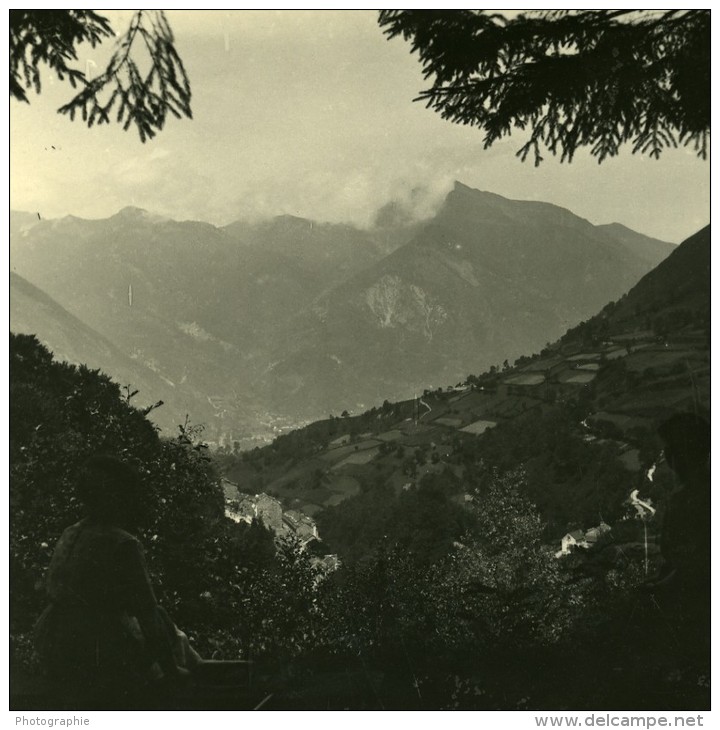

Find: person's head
76;455;145;528
657;413;710;485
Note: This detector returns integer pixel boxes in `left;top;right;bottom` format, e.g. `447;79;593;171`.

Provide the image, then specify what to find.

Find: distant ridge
10;272;176;429
10;183;677;441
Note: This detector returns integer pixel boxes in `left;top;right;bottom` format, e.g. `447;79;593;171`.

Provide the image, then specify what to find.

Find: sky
9;9;710;243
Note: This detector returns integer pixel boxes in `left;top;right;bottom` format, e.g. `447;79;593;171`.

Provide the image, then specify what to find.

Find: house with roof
282;509;319;545
255;493;283;532
556;529;588;558
223;482;323;546
223;488;284;532
555;522;612;558
584;522;612;546
224;490;257;525
222;479;254;524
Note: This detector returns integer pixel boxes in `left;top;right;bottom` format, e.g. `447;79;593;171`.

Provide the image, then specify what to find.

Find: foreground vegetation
10;333;709;709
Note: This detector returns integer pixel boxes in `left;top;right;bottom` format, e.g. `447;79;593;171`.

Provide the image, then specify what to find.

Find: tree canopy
378;10;709;165
9;9;191;142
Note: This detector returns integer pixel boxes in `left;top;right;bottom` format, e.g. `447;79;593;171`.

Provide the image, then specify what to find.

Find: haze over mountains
10;182;677;443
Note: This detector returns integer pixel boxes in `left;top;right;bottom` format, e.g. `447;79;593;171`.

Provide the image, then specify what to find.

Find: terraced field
332;448;381;469
560;371;597;384
320;439;381;462
434;417;463;428
460;419;497;435
624;347;706;373
505;373;546;386
375;429;404;442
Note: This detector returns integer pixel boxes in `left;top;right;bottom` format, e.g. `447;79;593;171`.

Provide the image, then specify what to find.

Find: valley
216;225;709;557
10;182;675;446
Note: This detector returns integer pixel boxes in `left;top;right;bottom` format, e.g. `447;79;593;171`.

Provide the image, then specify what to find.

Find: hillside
10;272;165;409
10;185;674;440
261;183;676;411
588;224;710;334
9;272;242;435
218;223;709;550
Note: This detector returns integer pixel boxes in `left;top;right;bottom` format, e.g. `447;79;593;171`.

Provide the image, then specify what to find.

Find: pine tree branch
379;9;709;163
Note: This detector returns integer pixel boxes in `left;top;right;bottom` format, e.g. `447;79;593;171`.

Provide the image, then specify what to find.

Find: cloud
9;10;709;243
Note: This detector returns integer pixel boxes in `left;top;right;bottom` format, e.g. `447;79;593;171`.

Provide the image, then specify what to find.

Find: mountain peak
453;180;472;191
273;214;314;227
113;206;168;223
116;205;148;217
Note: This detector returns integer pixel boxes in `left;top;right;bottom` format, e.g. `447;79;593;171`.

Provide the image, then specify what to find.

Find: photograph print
9;9;710;711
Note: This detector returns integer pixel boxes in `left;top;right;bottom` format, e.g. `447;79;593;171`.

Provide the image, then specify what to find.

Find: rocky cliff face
364;274;448;339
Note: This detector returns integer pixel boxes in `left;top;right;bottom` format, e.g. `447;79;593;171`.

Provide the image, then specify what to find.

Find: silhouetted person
647;413;710;663
35;455;202;708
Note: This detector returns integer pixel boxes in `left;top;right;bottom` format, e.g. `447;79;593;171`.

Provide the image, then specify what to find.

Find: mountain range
10;182;677;443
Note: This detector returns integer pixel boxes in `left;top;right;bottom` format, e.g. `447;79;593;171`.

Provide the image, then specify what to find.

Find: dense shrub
9;334;278;663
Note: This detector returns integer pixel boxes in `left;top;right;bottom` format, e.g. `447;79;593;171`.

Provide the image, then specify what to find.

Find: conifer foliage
9;10;113;102
378;10;709;165
10;10;192;142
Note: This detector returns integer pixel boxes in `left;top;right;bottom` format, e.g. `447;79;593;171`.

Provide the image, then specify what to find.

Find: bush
10;334;279;664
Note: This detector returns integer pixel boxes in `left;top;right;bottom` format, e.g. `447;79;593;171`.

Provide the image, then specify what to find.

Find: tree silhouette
10;9;191;142
378;10;709;165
